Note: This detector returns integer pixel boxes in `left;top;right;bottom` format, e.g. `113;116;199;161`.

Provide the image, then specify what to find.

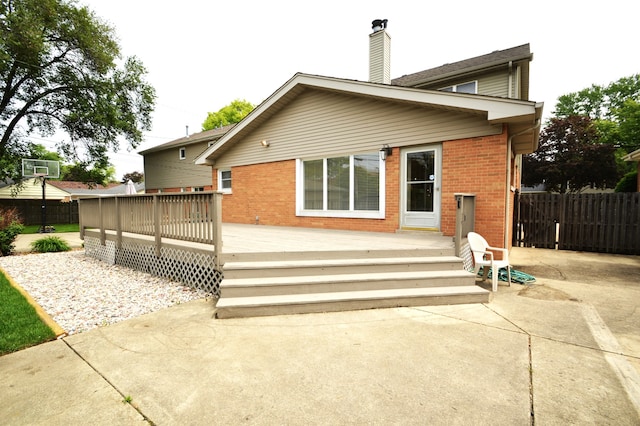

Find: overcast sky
49;0;638;179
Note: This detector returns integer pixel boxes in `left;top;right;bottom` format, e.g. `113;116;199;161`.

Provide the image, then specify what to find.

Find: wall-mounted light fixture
260;139;270;147
379;144;392;161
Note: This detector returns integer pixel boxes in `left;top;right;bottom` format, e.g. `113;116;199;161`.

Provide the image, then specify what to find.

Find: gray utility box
454;193;475;257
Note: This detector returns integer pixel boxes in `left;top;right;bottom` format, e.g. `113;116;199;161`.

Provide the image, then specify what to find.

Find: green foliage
60;162;116;186
523;116;618;193
615;170;638;192
202;99;254;131
0;207;24;255
121;171;144;183
0;0;156;184
554;74;640;121
30;236;71;252
0;272;56;355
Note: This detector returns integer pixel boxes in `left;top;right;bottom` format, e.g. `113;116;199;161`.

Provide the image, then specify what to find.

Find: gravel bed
0;250;208;335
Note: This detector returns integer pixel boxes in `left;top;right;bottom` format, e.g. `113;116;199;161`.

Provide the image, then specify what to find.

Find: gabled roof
391;44;532;92
195;72;543;165
139;124;235;155
623;148;640;162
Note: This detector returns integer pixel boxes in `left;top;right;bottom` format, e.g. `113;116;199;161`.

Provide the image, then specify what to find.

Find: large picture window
297;152;384;219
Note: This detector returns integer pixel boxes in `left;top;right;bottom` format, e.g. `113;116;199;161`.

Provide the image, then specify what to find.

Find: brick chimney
369;19;390;84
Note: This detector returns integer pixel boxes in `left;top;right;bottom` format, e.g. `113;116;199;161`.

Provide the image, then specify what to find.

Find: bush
30;236;71;253
615;170;638;192
0;208;24;256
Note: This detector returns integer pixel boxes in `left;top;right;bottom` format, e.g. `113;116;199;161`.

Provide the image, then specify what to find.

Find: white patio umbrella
125;179;136;195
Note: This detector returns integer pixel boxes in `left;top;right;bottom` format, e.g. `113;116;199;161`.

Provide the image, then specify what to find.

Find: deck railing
78;192;223;269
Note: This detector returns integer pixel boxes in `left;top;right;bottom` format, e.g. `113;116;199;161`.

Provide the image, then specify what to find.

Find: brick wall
215;158;400;232
212;130;512;247
441;131;508;248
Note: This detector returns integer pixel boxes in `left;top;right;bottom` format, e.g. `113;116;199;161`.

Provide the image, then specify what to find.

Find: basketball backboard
22;158;60;178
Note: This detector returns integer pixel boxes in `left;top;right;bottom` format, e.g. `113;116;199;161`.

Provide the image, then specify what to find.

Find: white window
296;152;385;219
179;147;186;160
192;187;205;192
218;169;231;193
439;81;477;94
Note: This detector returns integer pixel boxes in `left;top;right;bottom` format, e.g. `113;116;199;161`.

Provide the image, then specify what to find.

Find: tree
59;161;115;186
202;99;254;131
121;171;143;183
523;116;618;193
0;0;156;185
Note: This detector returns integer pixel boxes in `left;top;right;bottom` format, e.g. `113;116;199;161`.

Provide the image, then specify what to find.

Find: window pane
456;81;477;94
407;182;434;212
303;160;323;209
221;170;231;189
440;86;453;92
327;157;350;210
354;153;379;210
407;151;434;182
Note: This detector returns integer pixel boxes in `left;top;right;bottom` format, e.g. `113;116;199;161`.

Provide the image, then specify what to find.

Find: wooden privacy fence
79;192;223;269
0;199;78;225
513;192;640;254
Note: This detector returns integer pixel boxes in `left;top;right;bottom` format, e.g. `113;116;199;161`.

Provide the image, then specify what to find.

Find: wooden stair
215;249;489;319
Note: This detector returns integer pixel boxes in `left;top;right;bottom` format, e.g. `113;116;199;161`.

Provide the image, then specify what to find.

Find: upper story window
218;169;232;193
192;187;205;192
439;81;477;94
179;147;186;160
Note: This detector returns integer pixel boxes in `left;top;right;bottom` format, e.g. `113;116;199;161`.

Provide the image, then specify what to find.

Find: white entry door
400;145;442;230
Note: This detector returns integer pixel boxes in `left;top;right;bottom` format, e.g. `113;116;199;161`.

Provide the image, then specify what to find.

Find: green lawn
21;223;79;234
0;273;56;355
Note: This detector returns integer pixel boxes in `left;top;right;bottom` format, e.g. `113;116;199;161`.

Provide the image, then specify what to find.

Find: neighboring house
48;180;145;199
623;148;640;191
0;178;72;201
140;125;233;193
0;179;145;201
191;24;543;249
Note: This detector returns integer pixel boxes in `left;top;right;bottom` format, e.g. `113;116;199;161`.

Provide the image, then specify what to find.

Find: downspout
508;61;513;99
505;119;541;249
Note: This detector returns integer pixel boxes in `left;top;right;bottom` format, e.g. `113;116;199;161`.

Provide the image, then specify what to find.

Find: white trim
218;169;232;193
179;147;186;160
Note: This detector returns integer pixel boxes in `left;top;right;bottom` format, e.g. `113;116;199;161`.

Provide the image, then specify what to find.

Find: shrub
30;236;71;253
614;170;638;192
0;208;24;256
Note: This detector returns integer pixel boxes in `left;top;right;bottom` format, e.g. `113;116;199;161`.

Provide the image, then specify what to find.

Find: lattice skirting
84;236;222;297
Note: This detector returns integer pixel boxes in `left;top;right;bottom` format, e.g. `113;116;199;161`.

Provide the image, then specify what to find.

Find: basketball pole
40;176;47;233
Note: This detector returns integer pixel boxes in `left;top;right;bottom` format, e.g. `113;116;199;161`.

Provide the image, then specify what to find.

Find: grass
21;223;79;234
0;272;56;355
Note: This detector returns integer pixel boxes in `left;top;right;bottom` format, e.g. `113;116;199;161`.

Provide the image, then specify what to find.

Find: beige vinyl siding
215;89;501;168
144;140;213;190
477;71;509;98
0;178;69;200
369;30;390;84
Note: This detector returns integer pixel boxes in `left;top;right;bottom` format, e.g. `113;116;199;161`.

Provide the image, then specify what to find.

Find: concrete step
215;286;491;319
223;256;465;279
221;269;476;297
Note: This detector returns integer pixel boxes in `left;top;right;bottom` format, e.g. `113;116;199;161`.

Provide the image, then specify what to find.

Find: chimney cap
371;19;388;32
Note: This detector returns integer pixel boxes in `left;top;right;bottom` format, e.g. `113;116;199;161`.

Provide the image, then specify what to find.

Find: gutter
505;119;541;249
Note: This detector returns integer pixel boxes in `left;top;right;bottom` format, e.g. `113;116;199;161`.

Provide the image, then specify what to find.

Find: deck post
153;194;162;257
99;197;106;245
212;192;223;269
115;196;122;249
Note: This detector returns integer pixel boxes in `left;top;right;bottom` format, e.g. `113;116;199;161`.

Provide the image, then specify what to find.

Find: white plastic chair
467;232;511;292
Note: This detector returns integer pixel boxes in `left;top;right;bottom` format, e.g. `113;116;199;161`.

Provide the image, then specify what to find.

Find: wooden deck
83;224;488;318
219;223;454;256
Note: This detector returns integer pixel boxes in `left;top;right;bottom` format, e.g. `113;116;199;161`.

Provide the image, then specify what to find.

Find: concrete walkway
1;247;639;424
13;232;83;253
